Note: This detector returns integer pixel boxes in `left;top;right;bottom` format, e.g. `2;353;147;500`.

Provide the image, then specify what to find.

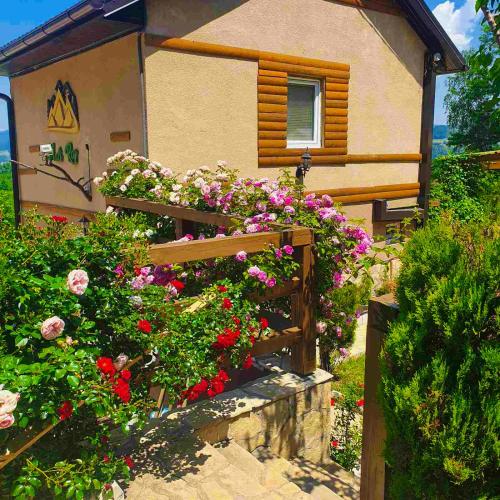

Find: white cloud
432;0;480;51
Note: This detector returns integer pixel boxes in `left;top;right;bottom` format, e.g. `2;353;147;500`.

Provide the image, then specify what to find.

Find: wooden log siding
145;36;422;168
257;55;350;167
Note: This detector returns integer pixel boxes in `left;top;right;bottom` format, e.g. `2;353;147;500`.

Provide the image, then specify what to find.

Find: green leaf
18;416;29;428
12;485;25;497
67;375;80;388
55;369;67;379
15;338;29;348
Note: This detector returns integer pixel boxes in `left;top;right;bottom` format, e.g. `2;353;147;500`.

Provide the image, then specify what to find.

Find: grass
331;354;365;400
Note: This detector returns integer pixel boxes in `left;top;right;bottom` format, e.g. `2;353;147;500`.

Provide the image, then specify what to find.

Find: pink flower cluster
0;385;20;429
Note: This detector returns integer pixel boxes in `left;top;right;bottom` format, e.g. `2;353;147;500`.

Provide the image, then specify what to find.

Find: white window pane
288;84;315;142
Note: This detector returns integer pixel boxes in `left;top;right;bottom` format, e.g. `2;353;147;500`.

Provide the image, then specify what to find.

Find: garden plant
0;151;374;498
381;217;499;498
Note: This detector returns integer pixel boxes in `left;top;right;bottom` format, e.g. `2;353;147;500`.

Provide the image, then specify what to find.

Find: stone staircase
126;436;359;499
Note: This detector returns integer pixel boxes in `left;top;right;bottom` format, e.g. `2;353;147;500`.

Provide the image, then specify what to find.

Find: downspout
0;92;20;226
418;52;437;220
137;32;148;157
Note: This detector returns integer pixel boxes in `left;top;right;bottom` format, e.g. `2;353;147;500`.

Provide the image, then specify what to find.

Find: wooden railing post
290;241;316;375
360;294;399;500
175;218;196;239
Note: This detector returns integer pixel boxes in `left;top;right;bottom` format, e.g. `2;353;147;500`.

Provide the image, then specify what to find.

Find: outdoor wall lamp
296;149;312;184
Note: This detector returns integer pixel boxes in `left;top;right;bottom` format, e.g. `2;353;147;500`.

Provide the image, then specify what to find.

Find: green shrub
381;218;499;499
429;153;499;222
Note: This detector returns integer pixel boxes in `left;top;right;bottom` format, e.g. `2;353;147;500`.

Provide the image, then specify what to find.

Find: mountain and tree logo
47;81;79;134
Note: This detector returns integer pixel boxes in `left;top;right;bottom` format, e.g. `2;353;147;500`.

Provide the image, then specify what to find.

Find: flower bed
0;151;374;498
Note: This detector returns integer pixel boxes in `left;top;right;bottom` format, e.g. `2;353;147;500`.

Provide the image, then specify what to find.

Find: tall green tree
445;29;500;151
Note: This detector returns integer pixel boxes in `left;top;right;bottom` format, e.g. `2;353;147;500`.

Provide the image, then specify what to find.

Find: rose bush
1;151;375;497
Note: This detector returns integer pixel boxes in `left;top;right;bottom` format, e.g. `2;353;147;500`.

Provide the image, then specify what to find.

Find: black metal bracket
373;199;423;222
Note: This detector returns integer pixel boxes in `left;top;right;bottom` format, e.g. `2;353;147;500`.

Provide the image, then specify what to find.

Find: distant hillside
433;124;449;159
433;125;448;140
0;130;10;162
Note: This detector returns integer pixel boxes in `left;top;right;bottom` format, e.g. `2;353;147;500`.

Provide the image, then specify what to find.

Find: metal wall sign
47;80;79;134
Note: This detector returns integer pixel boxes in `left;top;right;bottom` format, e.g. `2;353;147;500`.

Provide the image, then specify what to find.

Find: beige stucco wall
144;0;426;199
11;34;144;214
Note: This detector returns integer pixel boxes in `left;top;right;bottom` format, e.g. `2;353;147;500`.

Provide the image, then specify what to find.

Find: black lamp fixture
295;149;312;184
78;216;90;235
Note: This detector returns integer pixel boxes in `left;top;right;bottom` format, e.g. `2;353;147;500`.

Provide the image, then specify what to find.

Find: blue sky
0;0;484;130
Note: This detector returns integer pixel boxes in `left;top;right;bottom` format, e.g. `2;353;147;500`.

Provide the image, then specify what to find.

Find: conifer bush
381;218;499;498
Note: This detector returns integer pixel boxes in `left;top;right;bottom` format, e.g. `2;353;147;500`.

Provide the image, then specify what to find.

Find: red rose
331;440;339;448
51;215;68;223
218;285;228;293
113;378;131;403
104;484;112;491
212;328;240;350
242;354;253;370
123;455;134;469
222;298;233;310
249;335;256;345
120;369;132;381
137;319;152;333
103;455;110;463
134;266;141;276
57;401;73;421
330;398;335;407
171;280;185;291
232;316;241;325
97;357;116;377
356;398;365;407
217;369;229;382
259;317;269;330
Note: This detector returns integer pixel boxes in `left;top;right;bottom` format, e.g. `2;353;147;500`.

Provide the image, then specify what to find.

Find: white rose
169;193;180;204
93;177;104;186
172;184;182;192
124;175;134;185
194;177;206;188
130;169;140;176
119;185;127;192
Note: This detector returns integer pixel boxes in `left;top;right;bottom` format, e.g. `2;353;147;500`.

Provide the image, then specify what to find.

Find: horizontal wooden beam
21;201;96;220
258;112;287;122
258;121;287;131
259;60;349;80
251;327;302;357
146;35;349;72
258;130;287;139
347;153;422;163
258;140;288;149
250;277;300;302
324;131;348;140
258;102;287;114
258;75;288;86
259;69;288;78
326;91;349;100
148;228;313;264
333;188;420;204
325;124;348;132
258;93;287;105
324;140;348;148
307;182;420;197
325;99;348;108
259;155;348;166
325;116;348;124
325;82;349;92
258;147;347;157
105;197;236;227
258;84;288;95
325;108;348;117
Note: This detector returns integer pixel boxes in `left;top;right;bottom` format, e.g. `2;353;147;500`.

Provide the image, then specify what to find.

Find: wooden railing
0;197;317;471
106;196;317;375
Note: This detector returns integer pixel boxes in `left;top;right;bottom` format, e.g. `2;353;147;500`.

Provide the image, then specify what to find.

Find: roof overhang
398;0;467;73
0;0;145;77
0;0;465;77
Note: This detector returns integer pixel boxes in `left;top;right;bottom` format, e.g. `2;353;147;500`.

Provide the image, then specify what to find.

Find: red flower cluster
51;215;68;223
181;370;230;402
123;455;134;469
331;439;339;448
356;398;365;407
113;371;131;403
137;319;152;333
330;397;335;407
259;317;269;330
97;358;132;403
218;285;228;293
232;316;241;325
242;354;253;370
212;327;241;350
57;401;73;421
170;280;185;292
222;298;233;310
207;370;230;398
97;357;116;378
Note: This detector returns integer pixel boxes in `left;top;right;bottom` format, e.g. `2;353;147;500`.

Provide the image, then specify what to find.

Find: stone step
252;446;358;499
127;431;315;499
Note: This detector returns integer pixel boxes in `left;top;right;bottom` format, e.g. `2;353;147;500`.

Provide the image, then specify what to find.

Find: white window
287;77;322;148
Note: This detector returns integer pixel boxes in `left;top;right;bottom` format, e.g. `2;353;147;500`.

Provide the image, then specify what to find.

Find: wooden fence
0;197;317;471
360;294;399;500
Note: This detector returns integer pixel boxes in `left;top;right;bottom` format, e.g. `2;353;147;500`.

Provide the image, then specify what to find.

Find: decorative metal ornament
47;80;79;134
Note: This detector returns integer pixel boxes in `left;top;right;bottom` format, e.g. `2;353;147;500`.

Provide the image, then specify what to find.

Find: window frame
286;77;322;149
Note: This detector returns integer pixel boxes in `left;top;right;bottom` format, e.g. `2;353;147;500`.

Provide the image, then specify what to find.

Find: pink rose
316;321;327;334
113;353;129;371
235;251;247;262
0;388;20;415
67;269;89;296
265;277;276;288
0;413;15;429
41;316;65;340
